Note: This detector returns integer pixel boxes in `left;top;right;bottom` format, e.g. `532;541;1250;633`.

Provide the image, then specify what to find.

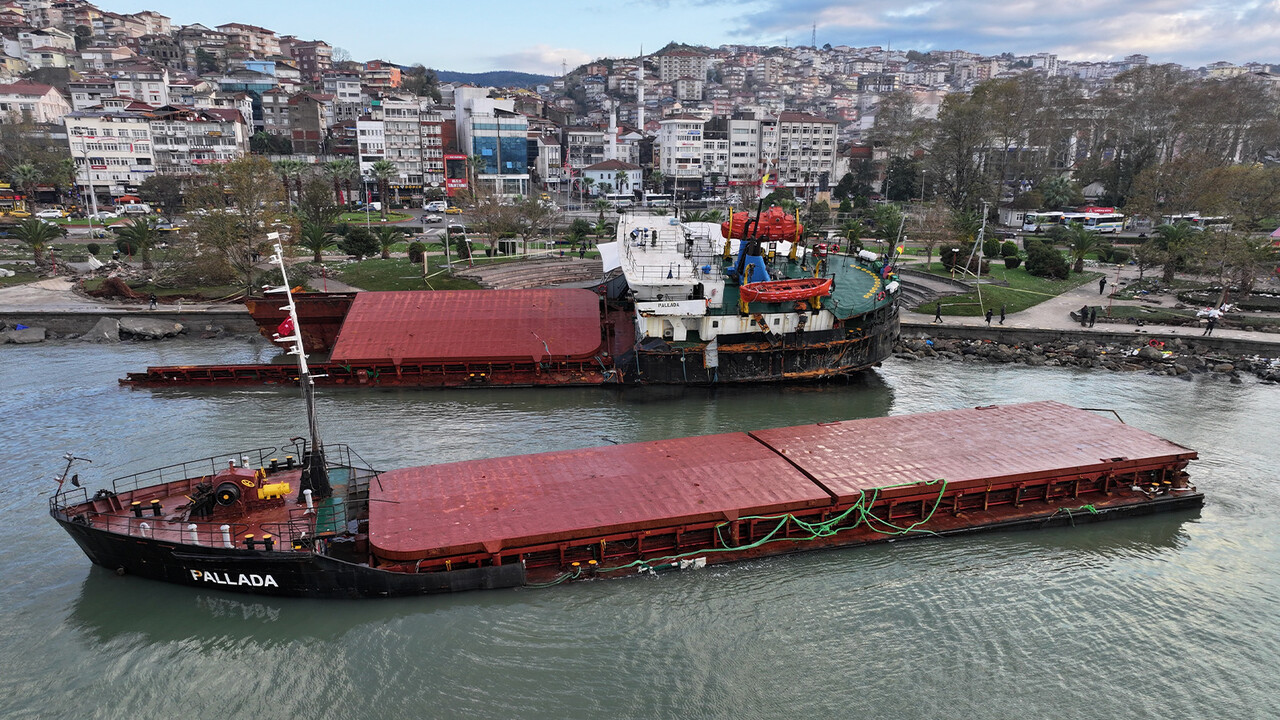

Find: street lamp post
363;175;372;228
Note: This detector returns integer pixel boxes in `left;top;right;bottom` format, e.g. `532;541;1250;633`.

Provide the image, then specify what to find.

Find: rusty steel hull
245;293;355;354
131;299;898;388
53;402;1203;598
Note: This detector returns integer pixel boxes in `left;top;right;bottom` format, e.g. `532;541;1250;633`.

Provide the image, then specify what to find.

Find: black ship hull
621;305;900;384
53;515;524;599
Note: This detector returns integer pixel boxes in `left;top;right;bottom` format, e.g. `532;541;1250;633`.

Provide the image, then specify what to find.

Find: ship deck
367;402;1197;566
714;253;888;320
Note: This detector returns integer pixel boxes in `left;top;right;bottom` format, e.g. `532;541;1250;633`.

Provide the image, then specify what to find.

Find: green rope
591;478;950;576
1049;503;1100;527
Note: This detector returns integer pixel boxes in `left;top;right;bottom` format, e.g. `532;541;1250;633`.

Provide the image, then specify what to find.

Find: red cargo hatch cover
750;401;1197;503
329;289;603;364
368;432;833;561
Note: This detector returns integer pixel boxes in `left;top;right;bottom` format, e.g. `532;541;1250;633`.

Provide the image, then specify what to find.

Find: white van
117;203;152;215
424;200;447;212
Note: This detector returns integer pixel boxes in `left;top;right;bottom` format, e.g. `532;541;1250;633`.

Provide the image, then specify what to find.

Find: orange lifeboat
721;207;804;241
738;277;833;303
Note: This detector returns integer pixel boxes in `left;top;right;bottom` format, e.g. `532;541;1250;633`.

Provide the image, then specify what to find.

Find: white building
0;80;72;124
657;114;705;193
64;100;156;201
582;159;642;196
148;106;249;175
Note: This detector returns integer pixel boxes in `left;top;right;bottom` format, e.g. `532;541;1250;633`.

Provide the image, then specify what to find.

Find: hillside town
1;0;1278;220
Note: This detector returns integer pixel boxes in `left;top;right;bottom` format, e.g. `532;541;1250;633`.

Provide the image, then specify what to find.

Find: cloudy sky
127;0;1274;74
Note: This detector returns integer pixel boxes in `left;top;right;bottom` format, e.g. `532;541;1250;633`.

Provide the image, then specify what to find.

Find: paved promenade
901;263;1280;347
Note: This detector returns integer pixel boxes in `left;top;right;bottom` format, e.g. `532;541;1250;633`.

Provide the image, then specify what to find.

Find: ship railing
50;492;253;546
96;446;283;497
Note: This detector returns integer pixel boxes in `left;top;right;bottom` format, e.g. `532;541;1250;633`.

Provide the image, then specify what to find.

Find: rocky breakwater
894;336;1280;385
2;317;190;344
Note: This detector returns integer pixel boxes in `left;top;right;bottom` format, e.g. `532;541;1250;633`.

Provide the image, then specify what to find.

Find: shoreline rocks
894;335;1280;384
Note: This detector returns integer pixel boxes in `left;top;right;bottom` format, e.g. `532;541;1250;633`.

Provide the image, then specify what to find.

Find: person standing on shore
1088;307;1097;327
999;305;1006;325
148;293;157;310
933;302;943;323
985;308;993;326
1203;308;1220;336
1099;277;1107;295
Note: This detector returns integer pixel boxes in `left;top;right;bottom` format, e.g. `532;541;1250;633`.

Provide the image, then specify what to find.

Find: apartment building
0;80;70;123
216;22;280;58
658;49;709;82
776;112;836;198
64;100;155;201
657;114;705;193
148;105;248;175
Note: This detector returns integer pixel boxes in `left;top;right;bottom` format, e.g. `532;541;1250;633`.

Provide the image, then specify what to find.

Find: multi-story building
259;86;290;136
0;80;71;123
656;114;705;194
287;39;332;82
362;60;401;89
775;112;836;198
68;76;114;110
148;106;248;175
419;104;444;188
563;126;607;174
582;159;641;196
216;23;280;58
658;49;709;82
674;76;704;101
64;99;156;202
454;87;528;196
533;134;563;189
288;92;333;155
130;10;170;36
176;23;227;72
111;64;170;106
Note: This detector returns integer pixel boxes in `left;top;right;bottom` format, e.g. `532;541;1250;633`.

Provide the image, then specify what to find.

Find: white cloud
487;44;594;75
726;0;1280;66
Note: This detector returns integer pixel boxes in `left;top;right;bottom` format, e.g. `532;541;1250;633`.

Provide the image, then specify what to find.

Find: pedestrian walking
984;308;993;327
1079;304;1089;327
998;305;1006;325
1099;277;1107;295
148;293;157;311
1088;307;1096;327
933;302;943;323
1203;309;1220;336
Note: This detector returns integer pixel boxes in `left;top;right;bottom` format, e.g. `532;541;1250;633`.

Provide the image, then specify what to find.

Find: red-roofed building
0;81;71;123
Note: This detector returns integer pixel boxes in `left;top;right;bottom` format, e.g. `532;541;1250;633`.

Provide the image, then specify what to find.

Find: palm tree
648;170;665;194
113;216;160;269
614;169;630;196
704;209;724;224
1062;222;1103;273
683;210;708;222
593;197;611;223
1153;220;1200;284
10;163;41;211
297;221;337;263
325;158;358;205
369;159;396;220
273;158;307;209
11;217;60;266
581;176;595;204
373;226;403;260
592;218;614;242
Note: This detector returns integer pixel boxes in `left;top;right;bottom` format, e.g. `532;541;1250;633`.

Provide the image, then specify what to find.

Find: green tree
9;163;40;210
11;217;60;266
869;203;905;245
195;47;219;73
883;157;920;202
648;169;664;193
1152;220;1202;283
325;158;359;205
338;226;379;260
297;221;337;263
296;176;342;228
369;160;396;220
113;216;161;270
138;174;185;216
1062;221;1102;273
1039;176;1080;210
186;155;286;296
567;218;592;249
373;226;403;260
511;195;556;254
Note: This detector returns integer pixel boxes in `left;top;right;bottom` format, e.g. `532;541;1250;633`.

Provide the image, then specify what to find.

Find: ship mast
267;243;331;499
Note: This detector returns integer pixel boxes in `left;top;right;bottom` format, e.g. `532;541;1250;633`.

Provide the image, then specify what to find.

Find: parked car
6;209;32;218
35;209;66;219
423;214;443;224
88;211;118;221
117;203;152;215
423;200;447;212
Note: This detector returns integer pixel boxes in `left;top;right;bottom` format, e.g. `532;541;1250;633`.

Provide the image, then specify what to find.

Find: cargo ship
56;249;1205;598
124;207;900;388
